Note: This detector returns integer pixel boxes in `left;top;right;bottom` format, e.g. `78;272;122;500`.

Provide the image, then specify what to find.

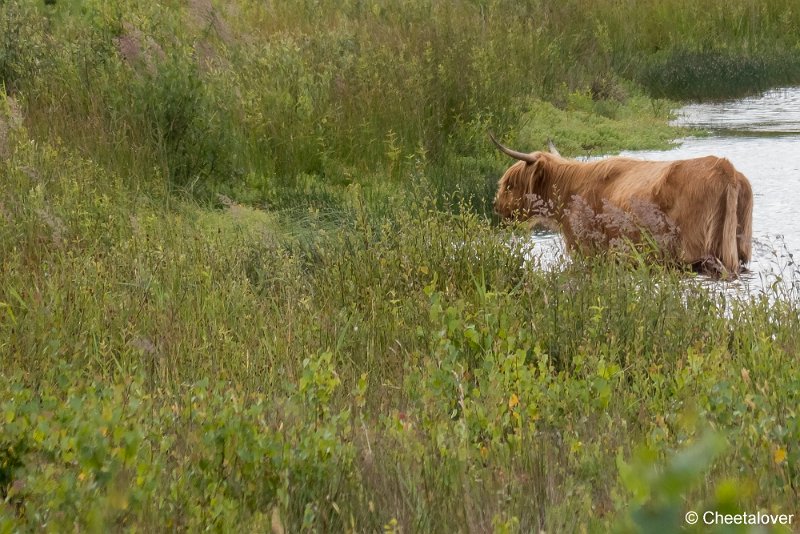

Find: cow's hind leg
691;255;727;278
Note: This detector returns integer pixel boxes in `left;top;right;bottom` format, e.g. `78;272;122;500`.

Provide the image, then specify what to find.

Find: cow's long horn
548;138;561;157
488;132;538;164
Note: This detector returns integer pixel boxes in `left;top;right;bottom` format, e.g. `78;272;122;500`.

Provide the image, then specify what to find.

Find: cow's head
491;134;560;220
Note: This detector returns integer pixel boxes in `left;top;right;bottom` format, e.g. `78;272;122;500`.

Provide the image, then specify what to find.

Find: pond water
526;87;800;295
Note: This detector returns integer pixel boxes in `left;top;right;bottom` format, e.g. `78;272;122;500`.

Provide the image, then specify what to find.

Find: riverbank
2;1;800;531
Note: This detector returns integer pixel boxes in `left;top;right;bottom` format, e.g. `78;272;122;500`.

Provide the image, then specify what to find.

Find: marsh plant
565;195;682;268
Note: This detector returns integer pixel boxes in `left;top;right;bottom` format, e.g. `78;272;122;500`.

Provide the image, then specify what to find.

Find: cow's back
590;158;675;209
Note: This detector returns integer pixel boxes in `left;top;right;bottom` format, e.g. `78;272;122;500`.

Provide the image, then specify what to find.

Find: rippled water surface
673;87;800;135
528;87;800;292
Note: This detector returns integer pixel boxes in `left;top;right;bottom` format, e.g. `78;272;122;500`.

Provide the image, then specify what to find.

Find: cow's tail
736;173;753;264
717;161;740;276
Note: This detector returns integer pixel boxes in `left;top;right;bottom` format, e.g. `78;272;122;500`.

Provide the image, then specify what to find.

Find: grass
2;0;800;532
517;92;684;155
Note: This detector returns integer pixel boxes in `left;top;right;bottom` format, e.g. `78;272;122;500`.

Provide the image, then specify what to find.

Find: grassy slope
2;0;800;532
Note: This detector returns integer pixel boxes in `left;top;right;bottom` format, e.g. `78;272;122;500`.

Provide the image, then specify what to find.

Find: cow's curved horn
488;132;538;164
547;138;561;157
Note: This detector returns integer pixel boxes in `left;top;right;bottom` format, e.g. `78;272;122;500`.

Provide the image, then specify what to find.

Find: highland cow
491;134;753;276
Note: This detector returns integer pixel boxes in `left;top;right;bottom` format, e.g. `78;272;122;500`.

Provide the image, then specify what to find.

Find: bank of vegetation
2;0;799;531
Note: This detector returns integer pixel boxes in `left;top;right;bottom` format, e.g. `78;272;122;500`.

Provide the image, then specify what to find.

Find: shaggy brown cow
491;134;753;276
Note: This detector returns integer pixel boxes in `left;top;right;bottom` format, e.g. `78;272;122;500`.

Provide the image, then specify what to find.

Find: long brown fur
493;143;754;276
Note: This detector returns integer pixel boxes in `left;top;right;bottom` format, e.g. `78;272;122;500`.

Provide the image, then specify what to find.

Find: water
526;87;800;295
672;88;800;135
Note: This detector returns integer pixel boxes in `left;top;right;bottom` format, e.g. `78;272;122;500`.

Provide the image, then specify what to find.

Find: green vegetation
2;0;800;532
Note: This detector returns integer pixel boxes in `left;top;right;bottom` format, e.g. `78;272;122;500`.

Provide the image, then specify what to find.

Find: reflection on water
673;87;800;134
523;87;800;296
